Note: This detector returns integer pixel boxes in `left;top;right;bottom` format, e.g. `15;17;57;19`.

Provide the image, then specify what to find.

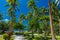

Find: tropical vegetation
0;0;60;40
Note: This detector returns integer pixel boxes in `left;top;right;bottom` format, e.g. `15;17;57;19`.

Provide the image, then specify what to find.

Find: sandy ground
14;35;25;40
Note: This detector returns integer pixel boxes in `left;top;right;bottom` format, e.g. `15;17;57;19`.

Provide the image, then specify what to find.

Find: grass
0;36;4;40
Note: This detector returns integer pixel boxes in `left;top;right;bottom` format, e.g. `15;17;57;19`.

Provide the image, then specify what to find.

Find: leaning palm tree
48;0;56;40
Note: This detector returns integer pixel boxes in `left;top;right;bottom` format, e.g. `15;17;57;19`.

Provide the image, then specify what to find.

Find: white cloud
3;19;9;23
4;19;9;22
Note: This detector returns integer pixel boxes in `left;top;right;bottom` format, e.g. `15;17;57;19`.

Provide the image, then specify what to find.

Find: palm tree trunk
9;21;13;36
48;0;56;40
9;22;13;32
32;29;34;38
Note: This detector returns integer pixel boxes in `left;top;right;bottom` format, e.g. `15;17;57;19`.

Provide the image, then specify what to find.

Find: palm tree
28;0;41;39
9;11;16;33
39;7;50;39
19;13;25;33
52;1;60;35
48;0;56;40
6;0;19;35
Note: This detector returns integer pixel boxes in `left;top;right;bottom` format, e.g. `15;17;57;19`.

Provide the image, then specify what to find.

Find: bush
24;32;31;36
10;38;14;40
3;33;9;40
3;33;14;40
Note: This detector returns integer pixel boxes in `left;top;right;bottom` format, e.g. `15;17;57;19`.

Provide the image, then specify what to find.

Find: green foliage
14;23;24;30
2;0;60;39
3;33;14;40
10;38;14;40
0;14;3;20
3;33;9;40
19;13;25;22
6;0;19;34
28;0;35;8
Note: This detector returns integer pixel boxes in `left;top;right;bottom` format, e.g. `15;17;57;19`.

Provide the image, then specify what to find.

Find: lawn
0;36;4;40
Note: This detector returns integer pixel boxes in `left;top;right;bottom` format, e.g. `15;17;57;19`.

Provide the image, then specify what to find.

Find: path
14;35;26;40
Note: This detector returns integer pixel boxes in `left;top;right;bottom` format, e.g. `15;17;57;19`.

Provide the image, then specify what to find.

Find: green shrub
24;32;30;36
10;38;14;40
3;33;15;40
3;33;9;40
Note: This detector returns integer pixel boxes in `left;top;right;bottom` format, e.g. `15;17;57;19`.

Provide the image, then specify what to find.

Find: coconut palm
18;13;25;33
51;1;60;35
39;7;50;39
6;0;19;35
51;0;60;37
48;0;56;40
27;0;41;38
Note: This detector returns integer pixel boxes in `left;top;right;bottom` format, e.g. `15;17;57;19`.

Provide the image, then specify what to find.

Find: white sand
14;35;25;40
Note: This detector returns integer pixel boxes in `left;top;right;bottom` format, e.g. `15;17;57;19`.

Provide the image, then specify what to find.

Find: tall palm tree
48;0;56;40
6;0;19;34
39;7;49;39
28;0;41;38
19;13;25;33
51;1;60;35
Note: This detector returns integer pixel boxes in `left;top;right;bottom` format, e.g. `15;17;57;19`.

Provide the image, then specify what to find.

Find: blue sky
0;0;49;19
1;0;59;31
0;0;59;30
0;0;50;26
